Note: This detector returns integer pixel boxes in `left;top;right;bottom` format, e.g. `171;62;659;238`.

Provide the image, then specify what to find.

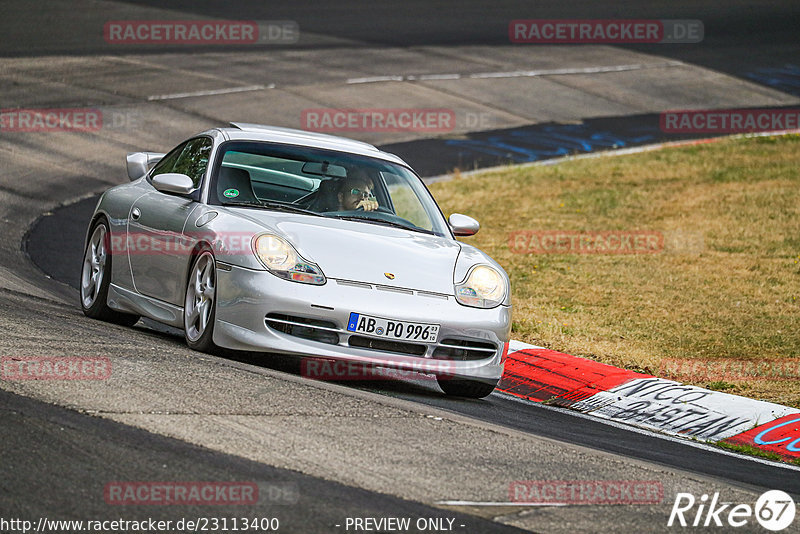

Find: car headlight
455;265;506;308
253;234;326;285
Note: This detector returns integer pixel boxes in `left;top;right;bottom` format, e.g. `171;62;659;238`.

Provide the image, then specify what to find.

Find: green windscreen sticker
223;188;239;198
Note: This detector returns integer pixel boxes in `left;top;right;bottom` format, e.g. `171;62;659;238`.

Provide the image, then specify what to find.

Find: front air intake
265;313;339;345
432;338;497;361
347;335;426;356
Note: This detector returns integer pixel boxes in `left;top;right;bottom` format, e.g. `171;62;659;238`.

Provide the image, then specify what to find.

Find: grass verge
430;134;800;408
716;441;786;463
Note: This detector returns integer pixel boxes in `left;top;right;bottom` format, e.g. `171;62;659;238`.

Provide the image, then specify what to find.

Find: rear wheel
437;377;498;399
80;218;140;326
184;249;218;353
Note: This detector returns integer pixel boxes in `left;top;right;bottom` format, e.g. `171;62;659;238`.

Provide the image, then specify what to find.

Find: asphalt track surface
117;0;797;97
26;183;800;498
0;388;527;533
5;1;800;533
6;1;799;77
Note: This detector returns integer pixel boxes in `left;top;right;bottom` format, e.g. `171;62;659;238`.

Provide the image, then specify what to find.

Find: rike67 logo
668;490;796;531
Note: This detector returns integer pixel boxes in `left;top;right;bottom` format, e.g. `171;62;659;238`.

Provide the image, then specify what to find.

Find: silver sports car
81;123;511;398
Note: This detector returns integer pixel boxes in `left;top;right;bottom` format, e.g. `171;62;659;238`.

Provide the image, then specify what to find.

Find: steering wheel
356;205;394;215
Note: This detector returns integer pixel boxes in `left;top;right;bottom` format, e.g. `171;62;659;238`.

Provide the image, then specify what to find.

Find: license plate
347;312;439;343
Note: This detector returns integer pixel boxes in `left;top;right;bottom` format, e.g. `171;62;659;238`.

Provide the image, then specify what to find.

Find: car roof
212;123;410;167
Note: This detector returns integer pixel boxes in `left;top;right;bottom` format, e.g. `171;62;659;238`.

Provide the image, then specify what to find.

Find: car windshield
208;141;449;236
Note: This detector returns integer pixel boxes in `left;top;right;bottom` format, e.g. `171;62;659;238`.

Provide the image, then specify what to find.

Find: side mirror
152;173;195;196
126;152;165;181
449;213;480;237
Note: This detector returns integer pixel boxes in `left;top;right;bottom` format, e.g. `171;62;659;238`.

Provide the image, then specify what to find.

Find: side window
151;137;213;190
172;137;213;189
150;142;187;179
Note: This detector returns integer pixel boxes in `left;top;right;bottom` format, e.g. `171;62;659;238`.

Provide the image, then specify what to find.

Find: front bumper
213;264;511;383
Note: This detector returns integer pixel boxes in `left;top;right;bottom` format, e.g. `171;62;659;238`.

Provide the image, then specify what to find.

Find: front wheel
80;218;140;326
184;249;218;353
437;377;498;399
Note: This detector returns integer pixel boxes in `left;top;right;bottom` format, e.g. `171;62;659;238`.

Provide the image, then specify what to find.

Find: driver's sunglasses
350;187;374;198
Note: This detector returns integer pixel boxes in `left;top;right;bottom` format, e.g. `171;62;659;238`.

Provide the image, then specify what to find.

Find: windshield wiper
329;215;434;235
222;200;263;209
260;201;323;217
225;200;322;217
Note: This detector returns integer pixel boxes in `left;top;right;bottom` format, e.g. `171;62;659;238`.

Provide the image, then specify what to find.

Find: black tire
183;248;218;353
437;377;498;399
80;218;140;327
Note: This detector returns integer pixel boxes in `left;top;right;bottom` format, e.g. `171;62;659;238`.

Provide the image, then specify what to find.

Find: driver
338;169;379;211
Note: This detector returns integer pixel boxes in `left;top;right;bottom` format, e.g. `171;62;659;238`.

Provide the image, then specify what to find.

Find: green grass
430;134;800;407
705;381;738;392
717;441;785;463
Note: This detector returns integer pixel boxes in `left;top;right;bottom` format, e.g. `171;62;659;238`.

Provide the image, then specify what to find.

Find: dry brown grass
429;135;800;407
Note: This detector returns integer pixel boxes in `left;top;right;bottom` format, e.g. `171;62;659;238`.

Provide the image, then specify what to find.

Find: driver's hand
356;198;379;211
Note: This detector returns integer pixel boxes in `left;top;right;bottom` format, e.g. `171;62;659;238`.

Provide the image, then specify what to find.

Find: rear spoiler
126;152;165;181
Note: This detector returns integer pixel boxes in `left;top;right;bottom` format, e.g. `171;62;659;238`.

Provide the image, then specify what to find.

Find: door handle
131;207;141;220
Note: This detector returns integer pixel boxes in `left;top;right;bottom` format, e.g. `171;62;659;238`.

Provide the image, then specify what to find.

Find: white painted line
147;84;272;101
418;73;462;81
346;75;404;84
345;62;684;85
436;500;566;507
468;62;683;79
496;391;800;472
508;339;545;352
